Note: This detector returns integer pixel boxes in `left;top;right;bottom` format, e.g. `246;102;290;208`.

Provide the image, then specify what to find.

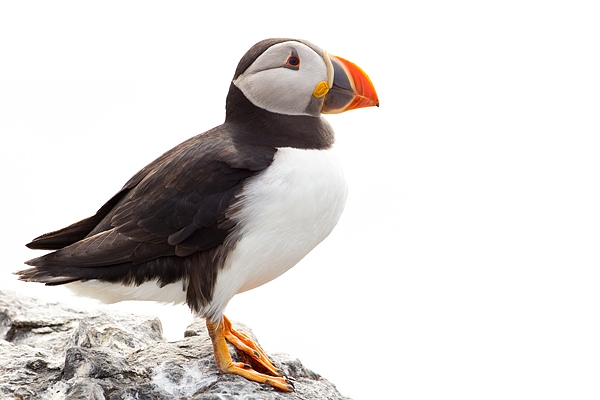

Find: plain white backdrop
1;1;599;399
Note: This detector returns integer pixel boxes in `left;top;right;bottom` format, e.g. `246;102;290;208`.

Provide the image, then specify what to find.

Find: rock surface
0;290;350;400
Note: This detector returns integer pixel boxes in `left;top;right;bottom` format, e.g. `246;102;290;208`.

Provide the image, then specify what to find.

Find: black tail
15;266;81;285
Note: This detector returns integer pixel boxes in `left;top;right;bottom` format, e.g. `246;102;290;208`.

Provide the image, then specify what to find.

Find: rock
0;290;350;399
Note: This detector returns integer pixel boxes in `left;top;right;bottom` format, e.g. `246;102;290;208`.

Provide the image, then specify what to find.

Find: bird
17;38;379;392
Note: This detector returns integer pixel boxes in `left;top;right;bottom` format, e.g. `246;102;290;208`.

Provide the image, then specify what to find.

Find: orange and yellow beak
320;52;379;114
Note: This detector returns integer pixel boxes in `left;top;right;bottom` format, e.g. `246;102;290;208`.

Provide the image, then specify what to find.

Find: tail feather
15;266;81;286
16;247;222;313
16;255;191;288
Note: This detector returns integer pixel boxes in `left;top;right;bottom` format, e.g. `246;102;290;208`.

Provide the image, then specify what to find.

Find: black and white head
231;38;379;117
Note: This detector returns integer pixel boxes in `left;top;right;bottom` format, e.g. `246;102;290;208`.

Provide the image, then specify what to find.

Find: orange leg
206;315;294;392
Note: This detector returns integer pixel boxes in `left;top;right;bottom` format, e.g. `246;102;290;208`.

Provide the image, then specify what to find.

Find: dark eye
284;50;300;70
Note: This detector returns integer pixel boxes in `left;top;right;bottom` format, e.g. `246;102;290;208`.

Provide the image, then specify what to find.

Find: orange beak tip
323;54;379;113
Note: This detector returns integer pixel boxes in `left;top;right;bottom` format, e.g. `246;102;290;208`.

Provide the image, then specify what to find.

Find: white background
1;1;599;399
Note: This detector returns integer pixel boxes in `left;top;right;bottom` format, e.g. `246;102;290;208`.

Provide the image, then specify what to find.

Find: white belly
67;147;347;317
201;147;348;318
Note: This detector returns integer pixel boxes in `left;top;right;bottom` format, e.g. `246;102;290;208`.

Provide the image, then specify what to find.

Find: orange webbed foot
206;315;293;392
220;315;282;377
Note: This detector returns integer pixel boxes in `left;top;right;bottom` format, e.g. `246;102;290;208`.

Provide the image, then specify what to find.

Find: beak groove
322;54;379;114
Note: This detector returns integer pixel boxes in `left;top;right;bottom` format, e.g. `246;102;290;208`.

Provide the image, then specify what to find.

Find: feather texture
18;38;341;318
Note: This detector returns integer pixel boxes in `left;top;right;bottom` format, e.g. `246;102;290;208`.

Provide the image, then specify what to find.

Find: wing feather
23;126;275;275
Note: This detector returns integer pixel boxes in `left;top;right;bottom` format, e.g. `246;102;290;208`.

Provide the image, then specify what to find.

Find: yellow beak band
313;81;329;98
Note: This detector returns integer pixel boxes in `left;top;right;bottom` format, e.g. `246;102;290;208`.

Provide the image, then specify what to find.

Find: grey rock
0;290;350;399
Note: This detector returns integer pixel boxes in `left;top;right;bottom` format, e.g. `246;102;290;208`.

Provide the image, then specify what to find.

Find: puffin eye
284;50;300;70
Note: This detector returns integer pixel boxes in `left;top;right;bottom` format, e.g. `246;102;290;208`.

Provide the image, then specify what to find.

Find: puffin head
231;38;379;117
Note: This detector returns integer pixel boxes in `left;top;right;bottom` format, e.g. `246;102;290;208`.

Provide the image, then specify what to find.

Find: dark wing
23;125;275;272
25;188;132;250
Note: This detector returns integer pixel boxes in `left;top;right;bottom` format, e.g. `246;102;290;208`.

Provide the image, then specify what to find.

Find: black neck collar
224;84;335;150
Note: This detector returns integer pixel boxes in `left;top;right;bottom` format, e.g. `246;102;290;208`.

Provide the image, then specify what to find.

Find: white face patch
233;41;328;116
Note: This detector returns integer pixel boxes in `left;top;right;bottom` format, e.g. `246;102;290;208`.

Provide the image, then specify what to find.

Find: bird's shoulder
101;125;277;247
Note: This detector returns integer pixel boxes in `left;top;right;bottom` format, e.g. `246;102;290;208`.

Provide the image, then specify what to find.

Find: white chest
204;147;348;317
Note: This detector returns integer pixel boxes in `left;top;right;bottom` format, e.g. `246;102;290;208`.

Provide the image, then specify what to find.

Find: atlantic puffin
17;38;379;391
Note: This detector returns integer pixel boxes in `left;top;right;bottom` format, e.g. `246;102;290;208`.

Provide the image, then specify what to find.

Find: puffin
17;38;379;392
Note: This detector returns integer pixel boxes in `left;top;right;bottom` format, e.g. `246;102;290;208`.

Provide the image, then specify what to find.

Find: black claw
243;363;252;369
253;350;260;358
285;376;296;387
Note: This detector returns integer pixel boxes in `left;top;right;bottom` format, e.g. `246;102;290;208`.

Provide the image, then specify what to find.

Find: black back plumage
18;38;335;314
